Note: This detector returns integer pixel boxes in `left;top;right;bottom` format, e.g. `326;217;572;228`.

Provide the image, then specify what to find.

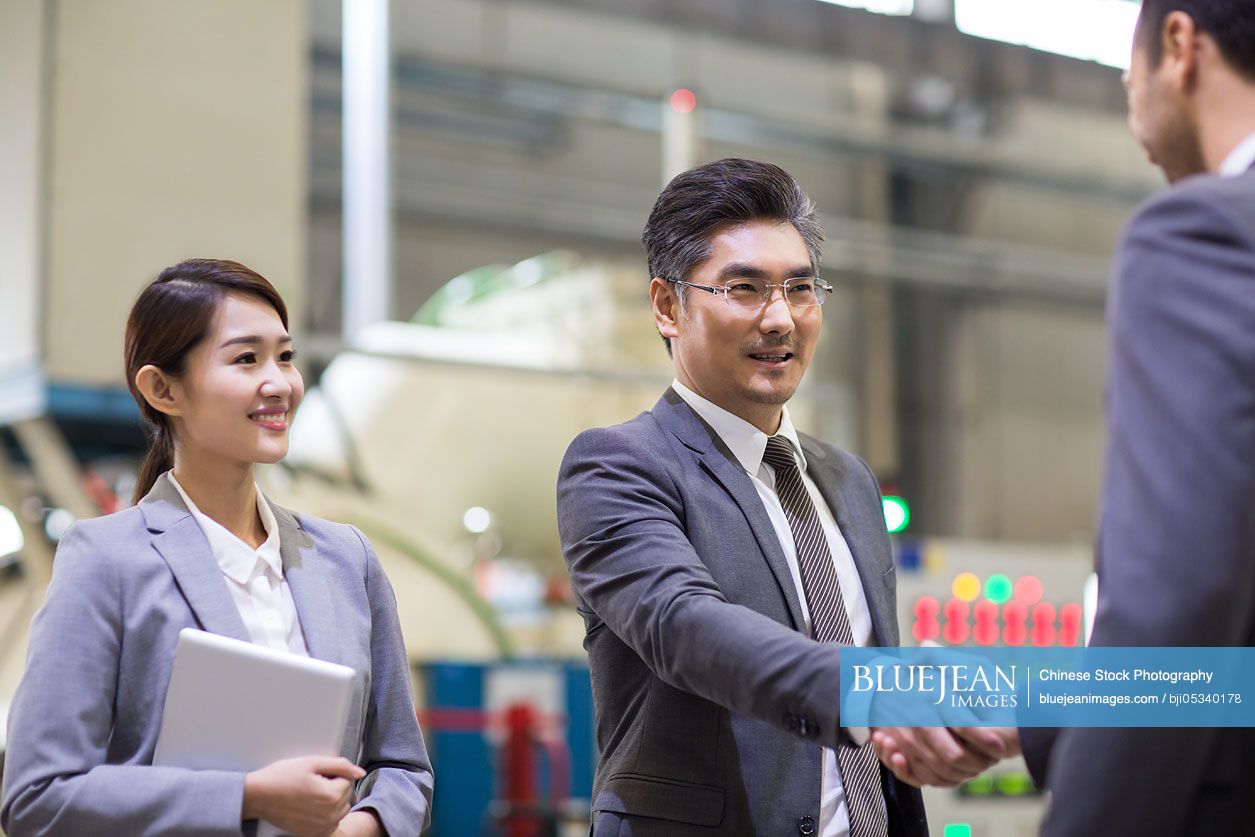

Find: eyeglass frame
666;276;835;308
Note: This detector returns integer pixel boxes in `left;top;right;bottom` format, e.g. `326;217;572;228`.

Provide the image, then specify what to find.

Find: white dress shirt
1219;132;1255;177
168;473;309;656
672;380;874;837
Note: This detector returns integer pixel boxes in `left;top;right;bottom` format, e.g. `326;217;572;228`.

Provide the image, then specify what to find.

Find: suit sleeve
1040;188;1255;836
557;426;854;749
0;523;246;837
347;526;434;835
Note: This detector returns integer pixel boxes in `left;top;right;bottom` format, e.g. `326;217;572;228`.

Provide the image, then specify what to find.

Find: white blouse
167;472;309;656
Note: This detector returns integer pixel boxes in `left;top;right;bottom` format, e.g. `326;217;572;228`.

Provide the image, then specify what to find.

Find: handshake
868;726;1021;788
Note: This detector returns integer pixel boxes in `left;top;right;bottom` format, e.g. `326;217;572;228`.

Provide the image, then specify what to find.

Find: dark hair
642;158;824;354
124;259;288;503
1138;0;1255;80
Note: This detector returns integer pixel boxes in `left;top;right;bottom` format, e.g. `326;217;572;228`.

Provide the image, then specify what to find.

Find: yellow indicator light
952;572;981;602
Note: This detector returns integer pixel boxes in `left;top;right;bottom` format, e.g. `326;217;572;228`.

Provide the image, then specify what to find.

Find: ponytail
132;421;175;505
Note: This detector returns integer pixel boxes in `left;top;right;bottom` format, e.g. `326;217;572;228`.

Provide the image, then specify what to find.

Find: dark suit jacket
1021;166;1255;835
557;389;927;836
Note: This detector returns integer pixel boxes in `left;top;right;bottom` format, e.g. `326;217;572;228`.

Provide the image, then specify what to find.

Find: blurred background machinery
2;0;1153;834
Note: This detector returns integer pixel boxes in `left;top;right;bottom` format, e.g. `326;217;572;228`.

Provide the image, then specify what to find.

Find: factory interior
1;1;1161;835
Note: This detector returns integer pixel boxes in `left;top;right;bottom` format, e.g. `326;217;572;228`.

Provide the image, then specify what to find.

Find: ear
1161;10;1201;87
134;364;183;418
649;276;681;344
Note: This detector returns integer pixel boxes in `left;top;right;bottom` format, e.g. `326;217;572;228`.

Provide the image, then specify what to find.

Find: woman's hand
242;755;366;837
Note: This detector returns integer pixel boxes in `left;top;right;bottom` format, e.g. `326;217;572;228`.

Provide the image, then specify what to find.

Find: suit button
798;815;816;835
785;714;800;732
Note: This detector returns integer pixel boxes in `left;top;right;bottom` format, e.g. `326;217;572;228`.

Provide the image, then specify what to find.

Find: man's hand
951;726;1021;760
332;810;383;837
870;727;999;788
242;755;366;837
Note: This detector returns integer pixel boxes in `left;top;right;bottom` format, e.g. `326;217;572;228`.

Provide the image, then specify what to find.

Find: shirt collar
1219;132;1255;177
671;379;806;476
167;471;283;584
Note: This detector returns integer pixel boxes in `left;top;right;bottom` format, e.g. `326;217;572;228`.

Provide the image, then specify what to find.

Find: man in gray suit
876;2;1255;834
557;159;1001;836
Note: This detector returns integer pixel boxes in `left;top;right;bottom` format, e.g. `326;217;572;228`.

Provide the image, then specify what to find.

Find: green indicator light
961;775;995;797
943;825;973;837
882;495;910;534
996;772;1035;796
985;573;1013;604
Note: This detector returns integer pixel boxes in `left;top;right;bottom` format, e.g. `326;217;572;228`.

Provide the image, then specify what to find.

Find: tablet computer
153;628;357;772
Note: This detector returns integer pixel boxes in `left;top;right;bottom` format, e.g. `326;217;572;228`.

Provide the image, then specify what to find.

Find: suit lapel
141;474;251;642
140;473;349;665
799;435;896;647
272;503;348;667
654;389;808;632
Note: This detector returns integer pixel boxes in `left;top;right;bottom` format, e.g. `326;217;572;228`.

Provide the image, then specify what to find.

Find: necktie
762;436;888;837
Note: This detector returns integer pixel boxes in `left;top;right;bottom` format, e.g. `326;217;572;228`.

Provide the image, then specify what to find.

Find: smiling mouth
748;351;794;364
249;411;289;429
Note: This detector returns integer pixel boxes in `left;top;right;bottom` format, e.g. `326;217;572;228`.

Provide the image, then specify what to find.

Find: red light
943;598;970;645
670;88;697;113
1031;603;1057;646
1014;575;1043;606
1059;603;1083;647
973;600;999;646
913;596;941;643
1002;601;1027;646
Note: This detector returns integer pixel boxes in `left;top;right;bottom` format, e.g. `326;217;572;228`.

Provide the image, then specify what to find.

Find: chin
252;443;289;465
743;383;796;406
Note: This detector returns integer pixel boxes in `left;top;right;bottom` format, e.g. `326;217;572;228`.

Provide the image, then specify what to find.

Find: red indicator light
943;598;970;645
670;88;697;113
1059;603;1083;647
1031;603;1057;646
1014;575;1043;606
973;600;999;646
913;596;941;643
1002;601;1027;646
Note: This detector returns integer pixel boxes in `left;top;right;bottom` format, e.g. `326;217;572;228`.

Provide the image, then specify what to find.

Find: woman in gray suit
1;259;433;836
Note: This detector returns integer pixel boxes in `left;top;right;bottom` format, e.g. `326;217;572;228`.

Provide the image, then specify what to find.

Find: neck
675;375;784;434
741;405;784;435
1196;83;1255;172
170;447;264;547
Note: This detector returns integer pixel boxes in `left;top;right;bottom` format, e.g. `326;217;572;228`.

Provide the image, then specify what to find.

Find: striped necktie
762;436;888;837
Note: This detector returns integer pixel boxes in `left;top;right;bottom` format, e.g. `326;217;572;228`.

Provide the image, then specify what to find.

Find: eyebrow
219;334;293;349
716;262;815;281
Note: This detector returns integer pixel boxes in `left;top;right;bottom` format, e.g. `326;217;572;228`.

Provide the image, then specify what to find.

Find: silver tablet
153;628;356;772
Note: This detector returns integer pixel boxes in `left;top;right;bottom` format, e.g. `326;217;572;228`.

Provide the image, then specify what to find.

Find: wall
42;0;309;386
0;0;47;420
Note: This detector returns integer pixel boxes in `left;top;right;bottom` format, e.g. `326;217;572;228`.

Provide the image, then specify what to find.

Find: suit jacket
1;473;434;836
557;389;927;836
1021;166;1255;835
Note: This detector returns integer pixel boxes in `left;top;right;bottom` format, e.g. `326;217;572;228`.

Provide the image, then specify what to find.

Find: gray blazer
1021;167;1255;835
1;473;433;836
557;390;926;836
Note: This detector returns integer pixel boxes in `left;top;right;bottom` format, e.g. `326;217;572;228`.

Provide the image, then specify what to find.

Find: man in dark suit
875;2;1255;834
557;159;1002;836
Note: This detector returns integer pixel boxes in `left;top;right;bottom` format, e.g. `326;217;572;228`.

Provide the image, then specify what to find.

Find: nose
758;290;796;335
258;357;293;399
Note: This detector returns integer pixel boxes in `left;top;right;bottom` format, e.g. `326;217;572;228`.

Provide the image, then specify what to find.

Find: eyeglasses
669;276;833;309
